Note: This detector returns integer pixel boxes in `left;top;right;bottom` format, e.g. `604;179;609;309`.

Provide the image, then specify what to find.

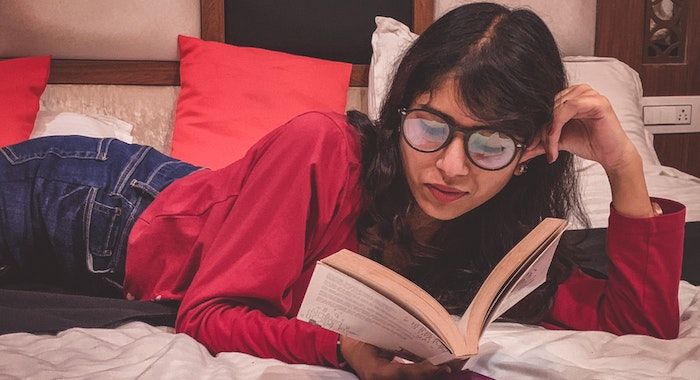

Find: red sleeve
543;198;685;338
175;112;360;367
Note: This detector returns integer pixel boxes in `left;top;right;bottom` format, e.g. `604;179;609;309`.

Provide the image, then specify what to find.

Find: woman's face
400;80;522;220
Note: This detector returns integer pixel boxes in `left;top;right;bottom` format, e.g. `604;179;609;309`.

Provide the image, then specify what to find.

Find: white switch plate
642;96;700;134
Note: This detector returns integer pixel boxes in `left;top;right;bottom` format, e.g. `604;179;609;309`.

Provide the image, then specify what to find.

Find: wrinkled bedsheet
1;281;697;379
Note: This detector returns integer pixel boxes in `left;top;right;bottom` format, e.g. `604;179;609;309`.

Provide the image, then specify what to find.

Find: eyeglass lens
402;110;518;170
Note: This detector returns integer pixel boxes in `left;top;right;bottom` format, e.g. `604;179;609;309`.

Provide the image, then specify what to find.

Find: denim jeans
0;136;199;289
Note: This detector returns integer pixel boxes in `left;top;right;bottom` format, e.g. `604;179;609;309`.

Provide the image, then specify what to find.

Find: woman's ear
518;144;545;164
514;162;528;176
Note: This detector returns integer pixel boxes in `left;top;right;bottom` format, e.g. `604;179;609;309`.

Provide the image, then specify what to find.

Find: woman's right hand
339;336;452;380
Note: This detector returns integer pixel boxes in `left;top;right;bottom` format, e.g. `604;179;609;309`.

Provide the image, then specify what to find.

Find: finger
553;85;578;103
541;126;552;163
526;132;541;151
554;84;590;104
549;100;581;163
396;360;452;380
519;144;545;163
554;85;593;110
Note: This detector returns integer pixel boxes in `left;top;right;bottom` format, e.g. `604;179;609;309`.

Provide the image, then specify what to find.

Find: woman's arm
521;85;686;337
171;112;362;366
544;198;685;338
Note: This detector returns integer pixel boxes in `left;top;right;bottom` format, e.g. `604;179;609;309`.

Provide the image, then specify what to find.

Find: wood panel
49;60;179;85
413;0;436;34
688;0;700;93
351;65;370;88
200;0;225;42
653;133;700;177
595;1;645;81
596;0;700;176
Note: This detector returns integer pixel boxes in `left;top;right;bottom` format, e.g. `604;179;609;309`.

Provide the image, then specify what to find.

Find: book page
455;217;567;349
298;262;450;361
486;226;566;325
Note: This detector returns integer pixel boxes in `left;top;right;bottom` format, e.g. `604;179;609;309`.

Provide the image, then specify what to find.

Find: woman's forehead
413;81;483;127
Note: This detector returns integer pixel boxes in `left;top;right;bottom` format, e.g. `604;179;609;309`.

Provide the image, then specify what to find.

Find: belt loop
130;179;160;199
96;138;112;161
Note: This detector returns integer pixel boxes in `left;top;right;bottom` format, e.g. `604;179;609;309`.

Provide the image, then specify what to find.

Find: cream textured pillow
367;17;660;169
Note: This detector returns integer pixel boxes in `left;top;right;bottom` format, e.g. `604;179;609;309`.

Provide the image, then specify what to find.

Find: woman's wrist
605;151;655;218
336;336;346;366
336;335;352;371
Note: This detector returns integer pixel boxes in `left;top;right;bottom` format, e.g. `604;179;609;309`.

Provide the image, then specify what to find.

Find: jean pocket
84;188;122;273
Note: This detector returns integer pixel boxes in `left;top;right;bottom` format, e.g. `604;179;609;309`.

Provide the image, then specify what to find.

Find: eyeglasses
399;108;526;171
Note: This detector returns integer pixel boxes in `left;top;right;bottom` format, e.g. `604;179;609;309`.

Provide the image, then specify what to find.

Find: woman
0;3;684;379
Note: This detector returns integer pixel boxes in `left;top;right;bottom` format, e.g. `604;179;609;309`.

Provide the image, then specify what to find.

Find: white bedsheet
574;162;700;229
1;281;697;379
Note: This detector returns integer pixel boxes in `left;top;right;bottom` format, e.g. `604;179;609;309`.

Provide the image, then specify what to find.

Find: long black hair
348;2;589;321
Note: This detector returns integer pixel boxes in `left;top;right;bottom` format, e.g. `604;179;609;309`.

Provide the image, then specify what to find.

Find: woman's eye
419;119;449;137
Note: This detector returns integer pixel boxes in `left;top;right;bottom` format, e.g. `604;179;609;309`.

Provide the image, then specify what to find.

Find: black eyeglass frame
398;107;527;171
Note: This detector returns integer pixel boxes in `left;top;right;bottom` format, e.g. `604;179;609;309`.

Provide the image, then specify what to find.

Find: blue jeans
0;136;199;290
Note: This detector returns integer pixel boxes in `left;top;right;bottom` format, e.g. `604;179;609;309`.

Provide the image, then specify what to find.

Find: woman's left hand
520;84;656;218
520;84;639;172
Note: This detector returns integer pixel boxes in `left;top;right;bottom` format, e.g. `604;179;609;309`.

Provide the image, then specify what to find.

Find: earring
516;163;528;176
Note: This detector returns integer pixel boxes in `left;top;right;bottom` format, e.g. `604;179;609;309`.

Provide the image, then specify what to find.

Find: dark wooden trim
687;0;700;94
350;65;369;87
49;60;179;86
200;0;225;42
413;0;435;34
595;0;645;74
653;133;700;178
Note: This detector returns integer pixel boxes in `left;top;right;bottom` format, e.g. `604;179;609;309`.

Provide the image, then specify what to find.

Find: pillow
0;56;51;147
172;35;352;169
367;17;660;170
31;111;134;143
367;17;417;121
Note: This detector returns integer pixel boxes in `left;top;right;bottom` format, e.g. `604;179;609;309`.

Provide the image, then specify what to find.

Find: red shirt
124;112;686;368
544;197;685;339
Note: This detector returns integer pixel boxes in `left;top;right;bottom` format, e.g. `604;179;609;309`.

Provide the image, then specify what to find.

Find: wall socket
643;104;691;125
642;96;700;134
678;105;691;123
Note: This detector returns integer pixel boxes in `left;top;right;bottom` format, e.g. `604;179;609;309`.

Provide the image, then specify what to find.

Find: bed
1;0;699;379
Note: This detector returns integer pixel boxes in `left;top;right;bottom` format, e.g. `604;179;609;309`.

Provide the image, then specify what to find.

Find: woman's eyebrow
418;104;489;129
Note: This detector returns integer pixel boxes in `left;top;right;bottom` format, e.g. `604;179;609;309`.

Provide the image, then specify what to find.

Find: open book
297;217;568;365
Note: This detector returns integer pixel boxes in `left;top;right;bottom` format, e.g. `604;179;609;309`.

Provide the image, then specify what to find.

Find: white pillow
368;16;418;121
31;111;134;143
367;17;660;169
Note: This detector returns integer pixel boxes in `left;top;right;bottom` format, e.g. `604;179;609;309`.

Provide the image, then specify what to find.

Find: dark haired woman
0;3;684;379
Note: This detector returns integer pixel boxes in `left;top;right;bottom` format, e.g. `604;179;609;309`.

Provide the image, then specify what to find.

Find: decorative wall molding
644;0;688;63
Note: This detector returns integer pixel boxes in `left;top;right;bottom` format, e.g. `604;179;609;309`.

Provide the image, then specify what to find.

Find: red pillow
171;35;352;169
0;56;51;147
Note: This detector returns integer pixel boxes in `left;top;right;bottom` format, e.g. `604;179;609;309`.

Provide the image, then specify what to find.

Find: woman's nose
435;136;470;177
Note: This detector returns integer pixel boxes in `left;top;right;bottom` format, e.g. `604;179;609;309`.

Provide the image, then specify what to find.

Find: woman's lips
426;184;468;203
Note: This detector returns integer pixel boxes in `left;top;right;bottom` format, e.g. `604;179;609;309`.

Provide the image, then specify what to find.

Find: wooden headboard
43;0;435;88
2;0;698;175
